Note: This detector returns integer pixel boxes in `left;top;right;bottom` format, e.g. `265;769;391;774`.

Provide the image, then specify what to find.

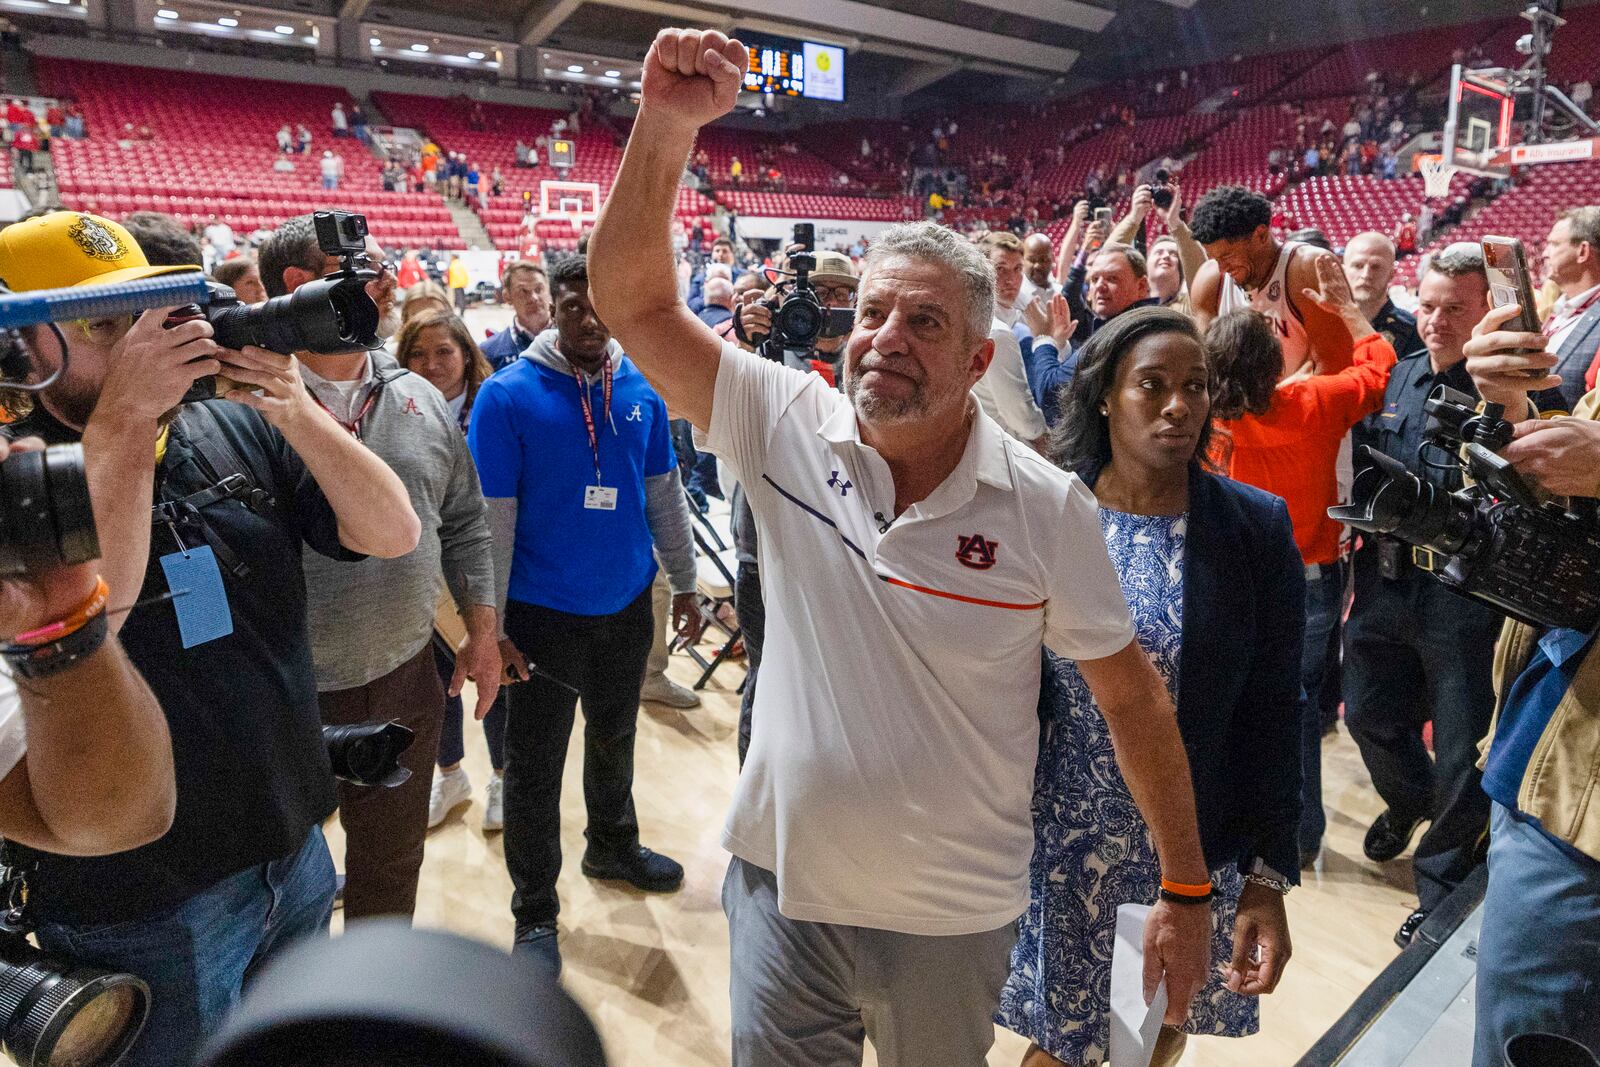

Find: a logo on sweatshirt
827;470;852;497
402;397;423;416
625;402;643;422
956;533;999;570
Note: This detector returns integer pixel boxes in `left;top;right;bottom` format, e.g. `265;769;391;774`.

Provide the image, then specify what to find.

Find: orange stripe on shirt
878;575;1045;611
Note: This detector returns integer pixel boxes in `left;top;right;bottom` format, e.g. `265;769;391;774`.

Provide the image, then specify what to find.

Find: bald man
1017;232;1058;308
1344;232;1422;357
697;275;736;329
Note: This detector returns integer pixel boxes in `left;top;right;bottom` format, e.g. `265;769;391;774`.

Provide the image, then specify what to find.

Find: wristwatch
1245;858;1292;895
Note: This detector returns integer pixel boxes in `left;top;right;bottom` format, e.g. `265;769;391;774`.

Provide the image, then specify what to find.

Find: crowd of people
2;22;1600;1067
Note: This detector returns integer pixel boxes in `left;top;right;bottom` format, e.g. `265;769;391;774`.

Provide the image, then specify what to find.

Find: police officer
1345;244;1562;947
1344;232;1422;360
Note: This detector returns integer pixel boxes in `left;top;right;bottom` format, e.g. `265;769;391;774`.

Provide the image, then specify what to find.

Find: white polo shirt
704;341;1133;936
0;667;25;783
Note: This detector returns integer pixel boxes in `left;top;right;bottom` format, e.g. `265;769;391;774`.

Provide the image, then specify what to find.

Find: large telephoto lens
0;444;100;578
208;275;380;357
0;935;150;1067
1330;448;1481;555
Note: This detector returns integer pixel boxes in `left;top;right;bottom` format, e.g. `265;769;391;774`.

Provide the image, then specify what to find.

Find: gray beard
845;364;929;424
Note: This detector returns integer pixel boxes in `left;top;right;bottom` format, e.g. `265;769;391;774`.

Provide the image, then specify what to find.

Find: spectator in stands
296;124;312;155
974;231;1048;448
5;98;29;133
277;124;293;153
350;103;369;143
1190;186;1355;377
44;101;61;138
1343;232;1421;358
391;310;509;830
1394;213;1418;256
491;166;504;197
699;276;736;329
320;151;341;191
591;36;1214;1061
12;122;36;173
1344;244;1559;947
403;280;452;322
482;260;551;371
396;249;427;291
1540;206;1600;408
729;155;742;185
1001;305;1304;1067
331;101;348;138
213;255;269;304
1018;232;1057;307
202;215;237;260
63;102;84;139
0;209;419;1067
466;255;698;973
1208;259;1398;869
121;211;203;270
259;215;500;923
447;254;470;314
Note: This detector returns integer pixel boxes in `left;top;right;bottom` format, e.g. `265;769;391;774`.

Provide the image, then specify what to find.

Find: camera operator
1343;245;1566;947
590;30;1213;1065
1461;306;1600;1067
0;438;176;856
0;210;420;1067
258;214;501;922
727;250;857;763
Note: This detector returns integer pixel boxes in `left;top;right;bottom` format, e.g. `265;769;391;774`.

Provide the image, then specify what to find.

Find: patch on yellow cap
65;214;129;263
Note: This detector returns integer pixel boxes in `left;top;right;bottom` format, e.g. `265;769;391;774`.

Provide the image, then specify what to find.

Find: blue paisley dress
996;508;1257;1064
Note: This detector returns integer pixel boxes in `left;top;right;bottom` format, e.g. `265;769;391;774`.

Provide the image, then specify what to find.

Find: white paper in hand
1109;903;1169;1067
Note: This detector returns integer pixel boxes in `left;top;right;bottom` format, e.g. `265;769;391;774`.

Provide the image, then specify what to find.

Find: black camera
1330;386;1600;632
1152;168;1175;210
750;223;854;361
323;721;415;787
181;210;383;402
0;443;98;578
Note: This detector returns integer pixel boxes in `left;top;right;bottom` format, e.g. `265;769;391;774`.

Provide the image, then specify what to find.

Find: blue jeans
36;826;336;1067
1473;804;1600;1067
1298;560;1344;855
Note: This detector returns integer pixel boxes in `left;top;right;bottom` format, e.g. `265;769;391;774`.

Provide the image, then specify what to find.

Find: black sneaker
1364;810;1425;863
1395;908;1429;948
581;845;684;892
513;924;561;975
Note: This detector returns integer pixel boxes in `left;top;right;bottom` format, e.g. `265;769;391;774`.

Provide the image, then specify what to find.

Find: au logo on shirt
956;533;999;570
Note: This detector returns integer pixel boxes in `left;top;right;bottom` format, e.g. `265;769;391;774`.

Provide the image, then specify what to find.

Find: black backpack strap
173;403;277;515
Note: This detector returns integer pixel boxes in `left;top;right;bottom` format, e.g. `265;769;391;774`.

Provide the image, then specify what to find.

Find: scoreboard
743;37;846;103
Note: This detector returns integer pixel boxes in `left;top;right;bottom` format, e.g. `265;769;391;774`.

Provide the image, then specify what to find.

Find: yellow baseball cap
0;211;198;292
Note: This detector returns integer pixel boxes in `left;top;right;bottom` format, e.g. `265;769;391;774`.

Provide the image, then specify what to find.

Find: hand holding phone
1481;236;1547;376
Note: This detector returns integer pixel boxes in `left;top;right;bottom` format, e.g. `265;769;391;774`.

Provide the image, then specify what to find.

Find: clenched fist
640;29;748;133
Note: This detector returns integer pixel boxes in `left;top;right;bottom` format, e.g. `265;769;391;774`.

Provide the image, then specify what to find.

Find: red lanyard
572;357;612;485
310;384;380;440
1546;287;1600;336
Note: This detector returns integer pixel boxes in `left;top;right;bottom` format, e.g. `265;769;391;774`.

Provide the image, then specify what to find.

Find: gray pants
723;856;1015;1067
647;568;670;681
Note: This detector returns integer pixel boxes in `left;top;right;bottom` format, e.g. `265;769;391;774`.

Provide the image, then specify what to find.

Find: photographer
0;440;175;856
590;30;1213;1065
259;215;500;922
0;211;419;1067
1462;307;1600;1067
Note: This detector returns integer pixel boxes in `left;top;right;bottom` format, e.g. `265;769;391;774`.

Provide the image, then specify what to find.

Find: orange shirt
1214;332;1398;565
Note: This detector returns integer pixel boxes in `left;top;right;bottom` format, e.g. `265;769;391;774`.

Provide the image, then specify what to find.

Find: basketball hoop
1420;157;1457;199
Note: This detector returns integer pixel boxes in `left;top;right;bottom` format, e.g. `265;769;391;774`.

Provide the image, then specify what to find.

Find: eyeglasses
816;285;856;307
71;314;135;345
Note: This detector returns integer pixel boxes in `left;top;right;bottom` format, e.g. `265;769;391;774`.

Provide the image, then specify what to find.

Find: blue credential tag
158;545;234;648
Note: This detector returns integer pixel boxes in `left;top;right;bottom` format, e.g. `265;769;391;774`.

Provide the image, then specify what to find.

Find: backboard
1442;65;1516;178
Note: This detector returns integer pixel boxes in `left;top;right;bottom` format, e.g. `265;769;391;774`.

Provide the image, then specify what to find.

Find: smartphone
1481;236;1547;369
1093;207;1113;227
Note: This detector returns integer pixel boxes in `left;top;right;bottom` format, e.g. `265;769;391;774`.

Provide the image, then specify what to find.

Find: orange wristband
1159;877;1214;898
14;576;110;646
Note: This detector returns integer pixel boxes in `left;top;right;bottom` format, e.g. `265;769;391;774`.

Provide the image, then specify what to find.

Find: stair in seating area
445;196;494;250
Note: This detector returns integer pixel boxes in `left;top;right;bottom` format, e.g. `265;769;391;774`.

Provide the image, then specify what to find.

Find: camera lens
0;444;100;578
776;299;822;349
1155;168;1170;184
0;935;150;1067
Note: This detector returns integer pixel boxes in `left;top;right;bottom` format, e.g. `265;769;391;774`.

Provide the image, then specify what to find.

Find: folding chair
681;489;745;691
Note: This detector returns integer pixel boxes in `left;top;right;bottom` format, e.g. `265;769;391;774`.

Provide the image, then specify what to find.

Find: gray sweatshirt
484;334;696;627
301;351;496;691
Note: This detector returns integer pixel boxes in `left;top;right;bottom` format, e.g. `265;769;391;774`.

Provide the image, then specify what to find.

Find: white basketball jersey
1218;240;1312;374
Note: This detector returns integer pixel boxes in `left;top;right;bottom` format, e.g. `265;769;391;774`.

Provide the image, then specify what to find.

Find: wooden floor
325;645;1419;1067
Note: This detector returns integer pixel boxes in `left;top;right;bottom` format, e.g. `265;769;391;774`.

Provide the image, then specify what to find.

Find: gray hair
861;221;995;342
1559;206;1600;254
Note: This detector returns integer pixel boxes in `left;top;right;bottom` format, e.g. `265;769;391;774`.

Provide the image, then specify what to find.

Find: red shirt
1214;332;1398;565
395;258;426;289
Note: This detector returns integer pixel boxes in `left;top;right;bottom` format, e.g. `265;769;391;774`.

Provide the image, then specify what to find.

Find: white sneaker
483;773;504;832
640;675;701;709
428;767;472;828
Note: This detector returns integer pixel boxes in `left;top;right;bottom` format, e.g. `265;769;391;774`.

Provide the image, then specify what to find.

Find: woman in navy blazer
997;307;1305;1067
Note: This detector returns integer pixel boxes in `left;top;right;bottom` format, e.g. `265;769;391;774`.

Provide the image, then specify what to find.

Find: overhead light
156;8;178;19
46;0;73;5
217;16;237;26
485;61;499;68
567;64;584;73
467;50;484;59
274;24;294;34
369;36;380;45
604;69;620;77
410;43;428;52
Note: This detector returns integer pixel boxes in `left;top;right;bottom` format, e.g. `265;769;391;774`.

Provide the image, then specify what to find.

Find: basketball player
1190;185;1355;377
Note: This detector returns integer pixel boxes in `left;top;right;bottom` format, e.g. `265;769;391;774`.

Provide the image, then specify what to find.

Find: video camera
180;210;383;402
0;718;412;1067
1329;386;1600;632
751;223;855;361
